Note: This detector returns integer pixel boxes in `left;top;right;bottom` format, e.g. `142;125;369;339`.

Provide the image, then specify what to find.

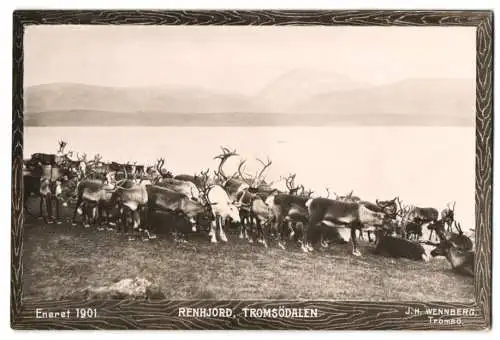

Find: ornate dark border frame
11;10;493;330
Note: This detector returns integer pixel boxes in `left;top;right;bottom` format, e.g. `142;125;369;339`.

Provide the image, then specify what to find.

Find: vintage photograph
21;23;477;303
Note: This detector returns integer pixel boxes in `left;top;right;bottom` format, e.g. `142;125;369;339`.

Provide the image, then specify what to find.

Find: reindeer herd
22;141;475;277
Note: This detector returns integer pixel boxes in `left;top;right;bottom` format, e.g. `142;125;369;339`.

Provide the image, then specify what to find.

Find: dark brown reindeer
24;165;74;224
424;236;474;277
146;184;213;241
234;158;274;247
393;199;424;241
427;220;473;251
304;197;389;255
265;173;307;246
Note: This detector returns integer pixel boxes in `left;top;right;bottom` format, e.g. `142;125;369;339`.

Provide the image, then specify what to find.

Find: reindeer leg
275;217;286;250
39;195;45;221
238;212;245;239
120;207;127;235
132;210;145;241
55;197;61;224
255;218;267;248
244;216;250;241
71;196;83;226
219;216;228;243
245;216;254;244
96;204;105;231
320;227;329;248
209;219;218;244
47;195;55;224
289;221;296;240
350;227;362;257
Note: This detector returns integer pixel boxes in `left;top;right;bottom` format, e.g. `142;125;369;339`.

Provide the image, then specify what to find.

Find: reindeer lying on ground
425;237;475;277
427;220;473;251
374;232;431;262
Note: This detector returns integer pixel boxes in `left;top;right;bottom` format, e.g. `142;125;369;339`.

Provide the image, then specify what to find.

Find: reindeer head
376;196;399;218
430;231;458;258
302;187;315;199
282;173;301;195
441;201;456;224
236;157;272;191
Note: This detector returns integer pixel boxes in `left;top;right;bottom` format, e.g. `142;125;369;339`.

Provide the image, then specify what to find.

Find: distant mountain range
24;72;475;126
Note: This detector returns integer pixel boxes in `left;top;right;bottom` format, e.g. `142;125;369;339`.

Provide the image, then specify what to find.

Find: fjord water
25;126;476;231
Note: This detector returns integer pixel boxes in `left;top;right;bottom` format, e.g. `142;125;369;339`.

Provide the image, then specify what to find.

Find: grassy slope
22;213;474;302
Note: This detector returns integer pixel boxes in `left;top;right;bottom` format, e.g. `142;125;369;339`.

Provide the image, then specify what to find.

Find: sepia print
12;10;492;330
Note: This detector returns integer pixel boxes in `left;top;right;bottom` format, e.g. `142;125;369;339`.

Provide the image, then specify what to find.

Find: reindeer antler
254;156;272;187
283;173;300;195
57;140;67;153
156;158;165;173
197;168;212;197
237;160;254;187
325;187;331;198
214;146;238;181
305;188;314;198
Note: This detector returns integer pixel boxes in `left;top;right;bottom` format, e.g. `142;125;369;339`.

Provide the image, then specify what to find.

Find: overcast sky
24;25;475;95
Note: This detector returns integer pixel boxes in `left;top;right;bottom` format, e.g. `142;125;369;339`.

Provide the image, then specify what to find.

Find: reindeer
174;168;211;189
204;185;242;244
213;146;249;199
111;179;151;240
71;174;118;229
233;158;275;247
440;201;456;233
374;234;431;262
156;178;202;202
427;220;473;251
305;198;389;255
425;236;474;277
357;196;401;243
146;184;213;241
61;152;87;180
24;165;74;224
155;158;173;179
264;175;338;249
393;199;423;241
